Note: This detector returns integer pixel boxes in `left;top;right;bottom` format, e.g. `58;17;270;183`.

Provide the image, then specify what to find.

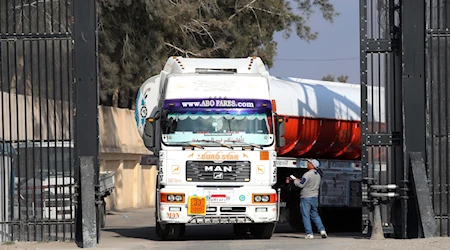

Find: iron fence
0;0;75;242
426;0;450;237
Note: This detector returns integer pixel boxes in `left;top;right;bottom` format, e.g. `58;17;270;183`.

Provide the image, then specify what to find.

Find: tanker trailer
270;76;384;232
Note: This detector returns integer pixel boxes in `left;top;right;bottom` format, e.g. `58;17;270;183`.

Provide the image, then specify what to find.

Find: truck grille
186;161;251;182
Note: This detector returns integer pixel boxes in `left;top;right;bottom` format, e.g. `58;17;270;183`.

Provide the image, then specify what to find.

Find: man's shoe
320;230;328;238
305;234;314;239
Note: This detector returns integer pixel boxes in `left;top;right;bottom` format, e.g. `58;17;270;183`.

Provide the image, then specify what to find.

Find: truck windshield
162;112;273;146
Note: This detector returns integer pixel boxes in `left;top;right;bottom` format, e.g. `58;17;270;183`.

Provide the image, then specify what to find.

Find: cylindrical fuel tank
135;75;161;139
270;77;362;160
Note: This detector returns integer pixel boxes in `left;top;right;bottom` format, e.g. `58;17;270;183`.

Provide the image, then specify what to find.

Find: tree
321;74;349;83
321;74;335;82
98;0;339;108
337;75;349;83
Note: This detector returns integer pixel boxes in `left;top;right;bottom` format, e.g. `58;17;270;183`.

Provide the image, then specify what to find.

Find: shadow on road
103;223;365;242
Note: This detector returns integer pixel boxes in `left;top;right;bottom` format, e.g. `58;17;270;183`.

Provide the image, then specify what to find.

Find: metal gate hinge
366;132;401;146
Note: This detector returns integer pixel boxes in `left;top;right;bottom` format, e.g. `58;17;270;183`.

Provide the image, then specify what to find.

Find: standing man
292;159;327;239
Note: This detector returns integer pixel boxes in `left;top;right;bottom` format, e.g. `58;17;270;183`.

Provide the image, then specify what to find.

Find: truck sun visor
164;98;272;111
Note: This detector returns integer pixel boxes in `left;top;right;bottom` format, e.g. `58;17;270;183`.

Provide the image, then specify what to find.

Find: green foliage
321;74;335;82
321;74;349;83
98;0;338;107
337;75;349;83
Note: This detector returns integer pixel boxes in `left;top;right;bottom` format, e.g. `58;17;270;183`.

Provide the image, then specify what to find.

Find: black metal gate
360;0;404;238
361;0;450;238
425;0;450;237
0;0;75;242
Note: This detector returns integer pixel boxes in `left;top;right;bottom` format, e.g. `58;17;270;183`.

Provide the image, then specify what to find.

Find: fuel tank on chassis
270;77;377;160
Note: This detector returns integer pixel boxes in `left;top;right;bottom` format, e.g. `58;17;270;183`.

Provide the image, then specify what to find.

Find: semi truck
134;56;363;240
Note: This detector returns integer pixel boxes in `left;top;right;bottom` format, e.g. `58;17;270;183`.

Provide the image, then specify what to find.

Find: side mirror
143;119;155;150
143;111;160;151
275;114;286;147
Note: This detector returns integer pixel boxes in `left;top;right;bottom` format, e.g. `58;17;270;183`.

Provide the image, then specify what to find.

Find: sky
269;0;360;83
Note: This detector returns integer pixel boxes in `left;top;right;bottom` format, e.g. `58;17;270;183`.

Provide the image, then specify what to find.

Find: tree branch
121;33;132;66
193;19;216;45
228;0;257;20
164;42;201;57
249;7;262;37
14;0;57;10
250;6;289;17
12;0;69;33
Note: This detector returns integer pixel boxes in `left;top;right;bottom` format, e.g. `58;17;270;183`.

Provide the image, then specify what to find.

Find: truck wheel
180;224;186;237
99;200;106;228
155;220;161;237
233;223;250;237
156;221;184;237
251;222;276;239
158;223;182;241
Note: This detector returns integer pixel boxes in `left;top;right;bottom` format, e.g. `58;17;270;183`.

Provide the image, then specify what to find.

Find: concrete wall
100;154;157;211
99;106;156;211
0;92;72;141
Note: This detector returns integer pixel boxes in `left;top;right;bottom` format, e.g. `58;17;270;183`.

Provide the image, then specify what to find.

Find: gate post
401;0;427;239
73;0;99;247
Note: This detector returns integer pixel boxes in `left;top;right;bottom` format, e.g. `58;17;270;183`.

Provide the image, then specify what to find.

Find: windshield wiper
196;139;234;149
228;141;263;150
181;142;204;150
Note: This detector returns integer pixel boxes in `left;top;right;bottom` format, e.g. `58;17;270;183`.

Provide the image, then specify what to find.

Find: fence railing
0;0;75;242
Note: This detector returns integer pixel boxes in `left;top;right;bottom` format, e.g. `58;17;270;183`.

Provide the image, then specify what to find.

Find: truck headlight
252;193;277;203
160;193;185;203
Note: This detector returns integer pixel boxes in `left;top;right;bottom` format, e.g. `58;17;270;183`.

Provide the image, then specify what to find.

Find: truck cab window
163;112;273;146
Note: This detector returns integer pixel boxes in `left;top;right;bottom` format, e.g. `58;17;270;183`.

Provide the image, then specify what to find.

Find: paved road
99;208;359;250
2;208;450;250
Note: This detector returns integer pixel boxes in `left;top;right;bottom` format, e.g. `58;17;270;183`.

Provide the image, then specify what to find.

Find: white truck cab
135;57;281;240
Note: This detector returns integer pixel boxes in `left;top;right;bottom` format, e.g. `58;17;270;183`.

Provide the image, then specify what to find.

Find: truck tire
179;224;186;237
99;200;106;228
156;222;184;237
251;222;276;239
155;220;161;237
233;223;250;237
158;223;183;241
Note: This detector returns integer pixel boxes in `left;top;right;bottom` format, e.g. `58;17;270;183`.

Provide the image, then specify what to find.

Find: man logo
213;172;223;180
204;166;232;172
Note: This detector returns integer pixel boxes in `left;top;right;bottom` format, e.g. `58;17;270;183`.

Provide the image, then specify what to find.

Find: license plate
187;196;207;215
210;194;227;203
210;197;227;203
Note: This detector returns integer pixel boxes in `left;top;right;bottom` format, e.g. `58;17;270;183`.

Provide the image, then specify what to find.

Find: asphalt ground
1;208;450;250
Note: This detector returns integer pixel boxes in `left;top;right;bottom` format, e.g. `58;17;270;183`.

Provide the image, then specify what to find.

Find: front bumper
157;187;279;224
187;215;253;224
